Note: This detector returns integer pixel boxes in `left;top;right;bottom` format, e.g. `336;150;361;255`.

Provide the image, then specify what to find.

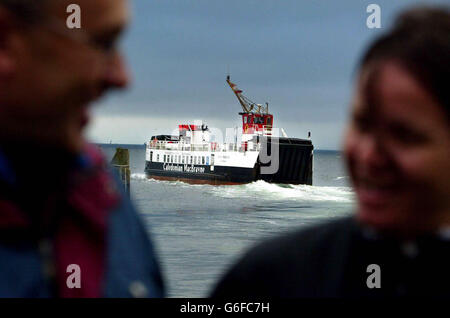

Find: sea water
99;144;355;297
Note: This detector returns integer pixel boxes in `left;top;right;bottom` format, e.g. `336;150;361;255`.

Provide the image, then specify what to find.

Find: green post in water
111;148;131;197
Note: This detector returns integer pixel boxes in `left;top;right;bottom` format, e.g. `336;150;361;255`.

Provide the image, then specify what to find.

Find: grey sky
88;0;448;150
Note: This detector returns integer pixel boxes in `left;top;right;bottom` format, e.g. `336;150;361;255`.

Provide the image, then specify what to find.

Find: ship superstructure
145;77;313;185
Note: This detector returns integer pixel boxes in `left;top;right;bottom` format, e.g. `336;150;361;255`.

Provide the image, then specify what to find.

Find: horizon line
94;142;340;152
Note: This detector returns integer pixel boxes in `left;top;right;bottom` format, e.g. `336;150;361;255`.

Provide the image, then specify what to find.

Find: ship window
202;156;205;165
254;117;264;124
157;154;160;162
178;155;181;163
163;155;166;162
182;156;185;164
189;156;192;164
243;116;247;124
150;151;153;162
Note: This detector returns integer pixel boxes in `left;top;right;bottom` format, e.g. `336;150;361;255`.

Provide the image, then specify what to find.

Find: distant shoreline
95;143;340;153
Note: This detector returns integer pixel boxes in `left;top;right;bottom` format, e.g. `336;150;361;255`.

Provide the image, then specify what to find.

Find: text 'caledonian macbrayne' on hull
145;77;314;185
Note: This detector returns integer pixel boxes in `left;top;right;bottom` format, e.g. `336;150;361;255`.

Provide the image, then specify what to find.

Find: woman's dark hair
360;6;450;115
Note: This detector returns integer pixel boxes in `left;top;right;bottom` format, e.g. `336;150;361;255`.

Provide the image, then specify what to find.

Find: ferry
144;77;314;185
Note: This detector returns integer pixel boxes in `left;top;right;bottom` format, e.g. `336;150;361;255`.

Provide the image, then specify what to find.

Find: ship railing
190;144;209;152
252;125;273;136
149;140;211;152
148;140;260;153
148;140;180;150
262;125;273;136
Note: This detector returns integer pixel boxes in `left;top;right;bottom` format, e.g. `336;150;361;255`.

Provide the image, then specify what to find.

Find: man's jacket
0;145;165;297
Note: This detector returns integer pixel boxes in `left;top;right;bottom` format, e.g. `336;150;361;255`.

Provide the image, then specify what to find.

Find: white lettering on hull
163;164;206;174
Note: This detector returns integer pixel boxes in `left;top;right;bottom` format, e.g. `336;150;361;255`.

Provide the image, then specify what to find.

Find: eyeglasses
1;4;124;58
39;17;123;59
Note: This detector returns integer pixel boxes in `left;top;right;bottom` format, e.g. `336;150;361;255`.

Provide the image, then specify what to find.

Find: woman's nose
358;132;390;171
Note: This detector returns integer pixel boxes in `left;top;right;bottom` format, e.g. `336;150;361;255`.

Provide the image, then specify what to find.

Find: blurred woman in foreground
211;6;450;297
346;7;450;239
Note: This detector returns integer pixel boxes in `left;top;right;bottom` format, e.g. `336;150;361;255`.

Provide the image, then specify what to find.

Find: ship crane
226;76;269;115
226;75;274;136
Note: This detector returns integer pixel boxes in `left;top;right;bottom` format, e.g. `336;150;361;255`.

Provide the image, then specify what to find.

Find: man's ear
0;7;16;79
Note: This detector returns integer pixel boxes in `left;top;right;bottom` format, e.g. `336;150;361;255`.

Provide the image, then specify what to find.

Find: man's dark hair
360;6;450;115
0;0;49;23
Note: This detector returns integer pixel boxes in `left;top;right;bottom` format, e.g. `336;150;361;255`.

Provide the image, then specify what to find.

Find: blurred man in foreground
0;0;164;297
212;6;450;298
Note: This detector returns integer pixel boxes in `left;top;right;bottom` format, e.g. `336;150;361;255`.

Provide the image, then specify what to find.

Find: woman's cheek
392;147;440;186
343;128;360;166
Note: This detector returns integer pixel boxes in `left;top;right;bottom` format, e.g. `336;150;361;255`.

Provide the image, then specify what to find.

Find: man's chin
48;127;88;155
63;115;90;154
62;134;88;155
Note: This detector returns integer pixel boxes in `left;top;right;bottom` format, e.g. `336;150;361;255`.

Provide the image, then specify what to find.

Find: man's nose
103;53;130;89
